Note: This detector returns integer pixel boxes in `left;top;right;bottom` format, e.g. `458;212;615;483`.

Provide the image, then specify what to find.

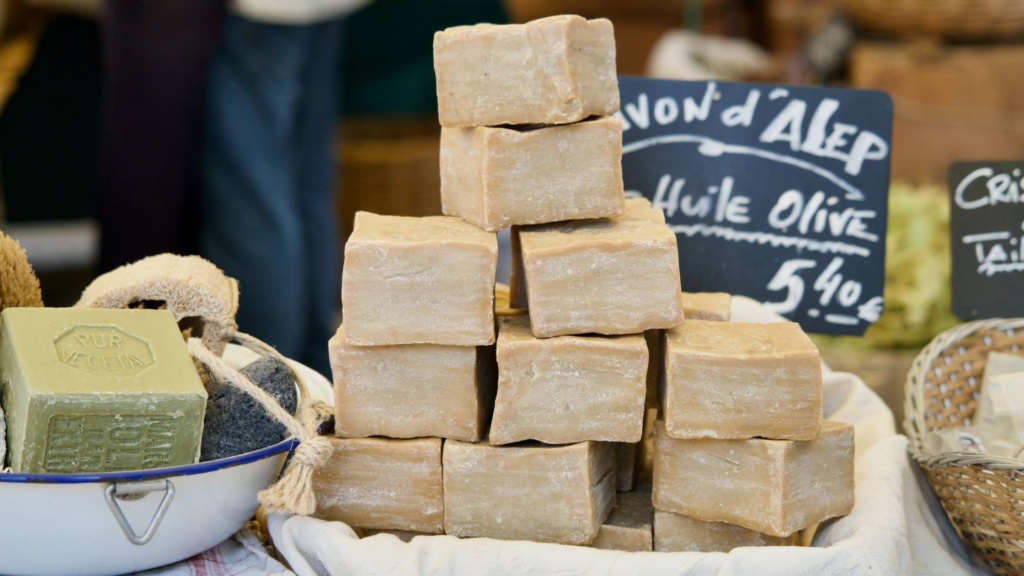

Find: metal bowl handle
103;479;176;545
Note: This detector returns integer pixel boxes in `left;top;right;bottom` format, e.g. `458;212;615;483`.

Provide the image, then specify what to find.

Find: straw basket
839;0;1024;40
904;318;1024;575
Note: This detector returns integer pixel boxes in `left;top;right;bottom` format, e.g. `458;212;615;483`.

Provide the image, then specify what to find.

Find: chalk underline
978;262;1024;276
670;223;872;257
622;134;865;202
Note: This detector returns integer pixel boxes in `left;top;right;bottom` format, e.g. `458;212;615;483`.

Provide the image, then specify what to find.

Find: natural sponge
200;355;298;461
75;253;239;355
0;231;43;310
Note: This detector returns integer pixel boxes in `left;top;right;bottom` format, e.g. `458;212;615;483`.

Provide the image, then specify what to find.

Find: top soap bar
433;15;619;127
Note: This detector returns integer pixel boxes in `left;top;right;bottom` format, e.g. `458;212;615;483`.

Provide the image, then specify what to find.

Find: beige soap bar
663;319;822;441
490;315;646;445
680;292;731;321
433;15;618;127
510;198;666;312
654;510;798;552
443;439;615;545
591;491;653;552
313;436;444;534
519;198;684;338
342;211;497;346
329;324;496;442
440;117;625;232
652;420;855;537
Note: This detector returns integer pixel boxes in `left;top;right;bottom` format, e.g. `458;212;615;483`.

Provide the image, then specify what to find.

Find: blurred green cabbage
862;182;960;348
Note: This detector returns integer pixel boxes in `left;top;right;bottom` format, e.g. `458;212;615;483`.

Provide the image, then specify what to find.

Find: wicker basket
839;0;1024;40
904;318;1024;575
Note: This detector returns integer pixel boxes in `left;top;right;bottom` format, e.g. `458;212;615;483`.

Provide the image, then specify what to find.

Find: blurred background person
97;0;228;272
199;0;371;376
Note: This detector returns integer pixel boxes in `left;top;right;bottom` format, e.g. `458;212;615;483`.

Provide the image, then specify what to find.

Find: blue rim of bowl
0;437;299;484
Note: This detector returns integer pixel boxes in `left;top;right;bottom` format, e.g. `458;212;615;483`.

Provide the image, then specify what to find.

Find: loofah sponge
0;231;44;311
76;254;239;355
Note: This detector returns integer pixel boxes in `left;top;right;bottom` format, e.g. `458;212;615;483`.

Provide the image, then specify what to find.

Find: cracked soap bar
663;319;822;441
591;491;653;552
443;439;615;545
519;198;684;338
440;117;624;232
342;211;497;346
654;510;798;552
0;307;207;473
433;15;618;127
313;436;444;534
329;323;496;442
490;315;646;445
652;420;854;537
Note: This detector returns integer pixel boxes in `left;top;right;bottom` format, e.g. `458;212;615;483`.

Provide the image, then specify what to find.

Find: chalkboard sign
618;77;892;335
949;161;1024;320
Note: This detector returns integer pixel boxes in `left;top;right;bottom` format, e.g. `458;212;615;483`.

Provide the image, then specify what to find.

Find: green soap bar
1;308;208;473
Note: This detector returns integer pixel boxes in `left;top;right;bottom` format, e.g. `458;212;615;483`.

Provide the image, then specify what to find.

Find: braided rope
188;335;333;516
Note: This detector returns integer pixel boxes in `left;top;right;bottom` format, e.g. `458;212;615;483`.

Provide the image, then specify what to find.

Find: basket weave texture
839;0;1024;39
904;318;1024;575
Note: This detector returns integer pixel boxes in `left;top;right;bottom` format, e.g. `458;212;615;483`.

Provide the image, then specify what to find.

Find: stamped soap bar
0;308;207;473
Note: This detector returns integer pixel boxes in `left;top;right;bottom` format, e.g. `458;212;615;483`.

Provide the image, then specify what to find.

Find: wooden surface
850;40;1024;186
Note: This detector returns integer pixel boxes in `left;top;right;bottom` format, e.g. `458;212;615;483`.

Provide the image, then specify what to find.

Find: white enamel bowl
0;344;332;576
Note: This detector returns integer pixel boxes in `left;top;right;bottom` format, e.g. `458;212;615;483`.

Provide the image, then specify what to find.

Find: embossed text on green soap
0;308;207;473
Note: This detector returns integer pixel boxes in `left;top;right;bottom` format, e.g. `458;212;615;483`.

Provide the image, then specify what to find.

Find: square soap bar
489;315;646;445
519;198;683;338
0;308;207;473
313;436;444;534
653;510;798;552
663;320;822;440
591;491;653;552
342;212;497;346
443;439;615;545
440;117;625;232
652;420;855;537
433;15;618;127
329;323;496;442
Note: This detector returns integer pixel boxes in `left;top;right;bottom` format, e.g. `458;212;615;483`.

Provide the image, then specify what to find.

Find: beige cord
188;336;333;516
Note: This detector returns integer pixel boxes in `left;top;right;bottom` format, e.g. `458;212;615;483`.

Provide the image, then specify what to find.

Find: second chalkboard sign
618;77;892;335
949;161;1024;320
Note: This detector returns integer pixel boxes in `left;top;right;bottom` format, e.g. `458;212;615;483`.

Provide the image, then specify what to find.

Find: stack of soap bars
315;14;854;551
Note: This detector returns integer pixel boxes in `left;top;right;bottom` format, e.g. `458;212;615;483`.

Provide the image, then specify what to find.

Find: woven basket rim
838;0;1024;39
904;316;1024;470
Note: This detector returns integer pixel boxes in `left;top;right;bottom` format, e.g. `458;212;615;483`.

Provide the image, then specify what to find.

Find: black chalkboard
949;161;1024;320
618;77;892;335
